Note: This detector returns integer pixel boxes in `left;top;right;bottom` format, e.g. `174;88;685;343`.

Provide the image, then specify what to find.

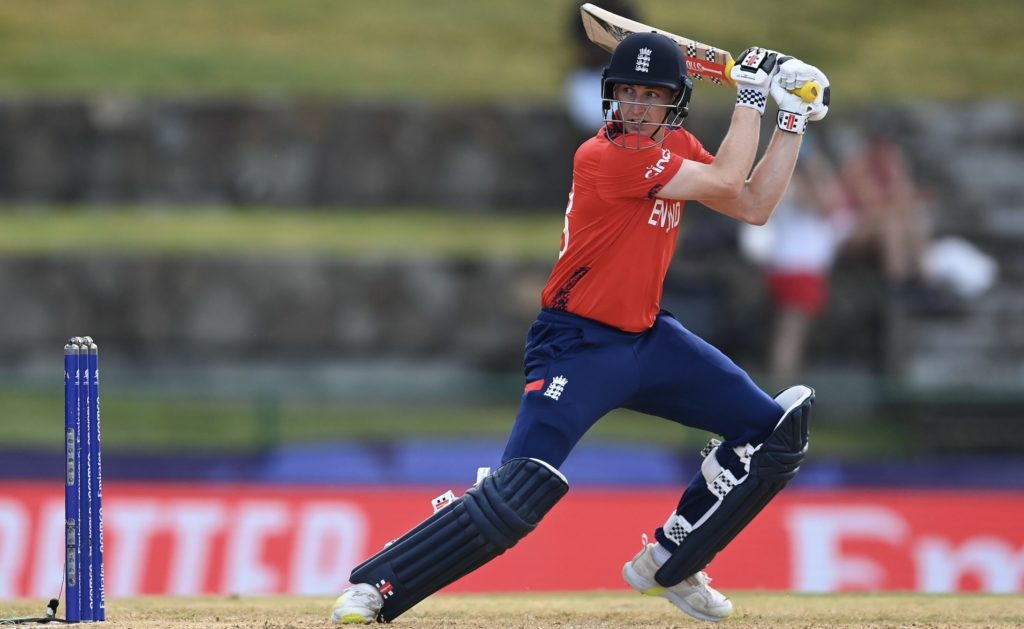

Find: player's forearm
709;107;762;195
732;128;802;225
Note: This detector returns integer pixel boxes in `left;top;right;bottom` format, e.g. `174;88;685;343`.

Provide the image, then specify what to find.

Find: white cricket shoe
331;583;383;625
622;536;733;622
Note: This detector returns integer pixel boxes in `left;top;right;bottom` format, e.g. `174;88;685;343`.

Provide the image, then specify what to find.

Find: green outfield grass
2;592;1021;628
0;207;562;259
0;0;1020;103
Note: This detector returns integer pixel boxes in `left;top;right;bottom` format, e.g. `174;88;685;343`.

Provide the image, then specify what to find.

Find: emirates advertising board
1;483;1022;598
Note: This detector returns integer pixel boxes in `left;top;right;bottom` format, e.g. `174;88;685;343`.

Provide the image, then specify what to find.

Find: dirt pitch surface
3;592;1022;629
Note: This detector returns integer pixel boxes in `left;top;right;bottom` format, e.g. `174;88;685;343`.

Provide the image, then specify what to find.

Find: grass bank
0;207;563;259
0;1;1020;103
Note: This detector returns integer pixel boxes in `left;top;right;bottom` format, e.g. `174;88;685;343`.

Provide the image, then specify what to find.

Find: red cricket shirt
541;127;714;332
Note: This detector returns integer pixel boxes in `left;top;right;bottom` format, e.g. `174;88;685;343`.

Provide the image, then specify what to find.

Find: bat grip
716;58;818;103
793;81;820;103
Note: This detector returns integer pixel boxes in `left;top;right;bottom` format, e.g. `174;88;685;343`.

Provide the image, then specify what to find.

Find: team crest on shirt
645;148;672;179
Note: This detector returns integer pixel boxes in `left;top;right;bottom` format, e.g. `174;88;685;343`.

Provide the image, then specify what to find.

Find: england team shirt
541;127;714;332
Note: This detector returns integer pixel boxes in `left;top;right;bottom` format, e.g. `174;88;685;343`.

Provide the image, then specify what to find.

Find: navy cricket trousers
502;308;783;468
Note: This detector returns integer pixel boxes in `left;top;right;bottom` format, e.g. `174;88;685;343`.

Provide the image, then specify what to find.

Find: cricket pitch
3;592;1021;628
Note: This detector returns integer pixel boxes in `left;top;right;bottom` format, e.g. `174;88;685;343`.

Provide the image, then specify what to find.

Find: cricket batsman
332;31;828;623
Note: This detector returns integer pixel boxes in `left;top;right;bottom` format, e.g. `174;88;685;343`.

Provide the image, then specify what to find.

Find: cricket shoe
331;583;383;625
622;535;733;622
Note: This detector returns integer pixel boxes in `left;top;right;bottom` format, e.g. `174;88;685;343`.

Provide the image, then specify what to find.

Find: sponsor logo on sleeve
645;149;672;179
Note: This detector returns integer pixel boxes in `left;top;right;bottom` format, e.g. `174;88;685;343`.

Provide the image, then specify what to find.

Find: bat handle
721;59;819;103
793;81;820;103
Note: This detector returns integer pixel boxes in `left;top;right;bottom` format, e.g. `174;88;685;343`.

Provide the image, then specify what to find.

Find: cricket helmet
601;31;693;143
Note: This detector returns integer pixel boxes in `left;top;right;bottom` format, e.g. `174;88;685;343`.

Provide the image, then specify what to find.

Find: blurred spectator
839;122;934;295
838;120;998;313
740;140;852;382
563;0;641;136
767;142;852;382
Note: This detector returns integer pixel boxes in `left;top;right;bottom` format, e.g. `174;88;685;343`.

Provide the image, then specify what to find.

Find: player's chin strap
654;385;814;586
349;457;569;622
603;100;676;150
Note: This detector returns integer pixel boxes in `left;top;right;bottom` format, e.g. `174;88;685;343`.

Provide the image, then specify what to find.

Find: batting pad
655;385;813;586
349;457;568;622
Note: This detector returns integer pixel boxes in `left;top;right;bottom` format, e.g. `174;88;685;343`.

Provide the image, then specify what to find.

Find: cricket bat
580;3;819;102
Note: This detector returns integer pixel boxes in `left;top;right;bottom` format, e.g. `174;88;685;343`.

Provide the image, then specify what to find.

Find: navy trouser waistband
537;308;647;339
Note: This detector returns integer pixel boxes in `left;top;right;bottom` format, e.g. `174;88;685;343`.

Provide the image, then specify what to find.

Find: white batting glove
730;47;781;115
771;59;830;134
807;70;830;122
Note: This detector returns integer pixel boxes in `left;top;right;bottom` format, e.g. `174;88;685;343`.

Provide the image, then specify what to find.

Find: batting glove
806;69;830;122
771;59;830;134
731;47;782;115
